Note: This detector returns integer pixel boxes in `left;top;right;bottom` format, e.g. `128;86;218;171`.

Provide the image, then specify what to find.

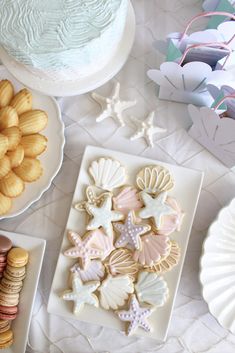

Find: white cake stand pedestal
0;2;135;97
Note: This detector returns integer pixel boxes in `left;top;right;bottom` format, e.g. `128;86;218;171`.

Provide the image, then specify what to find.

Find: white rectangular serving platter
48;145;203;342
0;230;46;353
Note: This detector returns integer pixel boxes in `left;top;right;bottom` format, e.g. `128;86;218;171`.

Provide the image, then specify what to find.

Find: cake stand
0;2;135;97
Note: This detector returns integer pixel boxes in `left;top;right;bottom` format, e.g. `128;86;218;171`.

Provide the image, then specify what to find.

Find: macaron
0;292;19;307
0;236;12;255
0;320;10;333
7;248;29;268
0;278;23;294
0;255;6;263
3;270;26;283
0;329;13;349
0;305;18;321
4;264;26;278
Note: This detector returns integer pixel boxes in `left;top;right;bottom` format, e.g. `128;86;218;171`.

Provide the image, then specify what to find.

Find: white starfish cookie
86;194;124;237
114;211;150;250
130;111;166;148
117;294;154;335
139;191;176;228
91;82;136;127
61;275;100;315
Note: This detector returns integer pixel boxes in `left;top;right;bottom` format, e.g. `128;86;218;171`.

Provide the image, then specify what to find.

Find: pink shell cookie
113;186;143;215
156;197;184;236
133;232;170;266
89;229;115;261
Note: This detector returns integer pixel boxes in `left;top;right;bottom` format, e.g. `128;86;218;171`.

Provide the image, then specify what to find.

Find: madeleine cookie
0;80;14;108
19;110;48;135
10;88;32;115
13;157;43;182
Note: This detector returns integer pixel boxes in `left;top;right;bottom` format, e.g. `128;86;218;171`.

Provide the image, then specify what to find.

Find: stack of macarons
0;236;12;278
0;239;29;349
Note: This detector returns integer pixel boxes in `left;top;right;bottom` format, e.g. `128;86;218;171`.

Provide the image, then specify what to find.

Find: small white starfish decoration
86;194;124;237
117;294;153;335
130;111;166;147
114;211;150;250
61;275;100;315
139;191;176;228
91;82;136;127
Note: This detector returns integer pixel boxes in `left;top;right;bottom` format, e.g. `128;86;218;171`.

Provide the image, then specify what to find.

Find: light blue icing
0;0;127;75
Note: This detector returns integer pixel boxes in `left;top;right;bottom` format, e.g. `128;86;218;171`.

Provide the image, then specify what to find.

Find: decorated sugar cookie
106;248;139;279
113;186;143;215
136;165;174;194
98;274;134;310
114;211;150;250
86;194;124;238
156;197;185;235
133;233;170;266
70;260;104;282
64;231;103;269
135;271;169;307
139;191;176;229
61;275;100;315
117;294;154;335
89;229;115;260
74;186;111;213
89;157;126;191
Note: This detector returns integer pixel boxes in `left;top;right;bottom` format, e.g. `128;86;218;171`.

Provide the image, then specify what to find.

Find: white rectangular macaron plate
0;230;45;353
48;145;203;341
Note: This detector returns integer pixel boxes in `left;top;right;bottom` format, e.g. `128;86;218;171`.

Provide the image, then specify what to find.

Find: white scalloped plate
0;66;65;219
200;198;235;333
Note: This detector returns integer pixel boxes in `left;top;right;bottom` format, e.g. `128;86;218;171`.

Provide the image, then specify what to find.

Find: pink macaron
0;305;18;321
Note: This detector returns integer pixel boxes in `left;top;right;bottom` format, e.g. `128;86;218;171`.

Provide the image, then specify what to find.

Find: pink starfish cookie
64;231;103;269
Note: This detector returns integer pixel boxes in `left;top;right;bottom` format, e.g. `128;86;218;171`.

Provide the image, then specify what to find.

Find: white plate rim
0;67;65;220
199;198;235;332
0;1;135;97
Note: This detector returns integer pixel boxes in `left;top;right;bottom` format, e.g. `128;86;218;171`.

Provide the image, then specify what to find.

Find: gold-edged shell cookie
21;134;47;157
6;145;24;168
0;192;12;215
10;88;32;115
13;157;43;182
1;126;21;151
19;110;48;135
0;80;14;107
0;171;24;197
0;133;9;159
0;156;11;178
136;165;174;195
0;106;18;130
105;248;139;280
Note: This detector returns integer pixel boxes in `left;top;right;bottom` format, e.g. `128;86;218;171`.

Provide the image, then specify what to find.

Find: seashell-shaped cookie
0;80;14;107
0;134;9;159
13;157;43;182
0;171;24;197
0;106;18;130
133;233;170;266
21;134;47;157
10;88;32;115
0;192;12;215
106;248;139;280
146;241;181;273
89;229;114;260
136;165;174;194
135;271;169;307
19;110;48;135
6;145;24;168
89;157;126;191
0;156;11;178
1;126;21;151
98;274;134;310
113;186;143;215
70;260;104;282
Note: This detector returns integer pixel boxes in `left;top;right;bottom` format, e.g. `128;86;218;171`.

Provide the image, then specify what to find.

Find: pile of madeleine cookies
0;79;48;215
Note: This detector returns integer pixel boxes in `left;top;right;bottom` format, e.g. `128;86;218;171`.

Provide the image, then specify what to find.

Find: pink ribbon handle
179;42;231;69
213;94;235;111
179;11;235;45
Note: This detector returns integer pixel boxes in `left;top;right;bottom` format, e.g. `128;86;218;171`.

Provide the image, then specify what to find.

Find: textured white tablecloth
1;0;235;352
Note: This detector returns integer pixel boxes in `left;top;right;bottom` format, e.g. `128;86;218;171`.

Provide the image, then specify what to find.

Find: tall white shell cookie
89;157;126;191
98;274;134;310
135;271;169;307
136;165;174;194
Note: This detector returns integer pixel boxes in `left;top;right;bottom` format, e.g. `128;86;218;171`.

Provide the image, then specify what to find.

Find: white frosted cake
0;0;128;81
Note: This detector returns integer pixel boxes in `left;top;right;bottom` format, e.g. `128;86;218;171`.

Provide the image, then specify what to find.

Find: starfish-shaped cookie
114;211;150;250
64;231;103;269
61;275;100;315
86;194;124;237
139;191;176;229
130;111;166;147
91;82;136;127
74;186;111;213
117;294;153;335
